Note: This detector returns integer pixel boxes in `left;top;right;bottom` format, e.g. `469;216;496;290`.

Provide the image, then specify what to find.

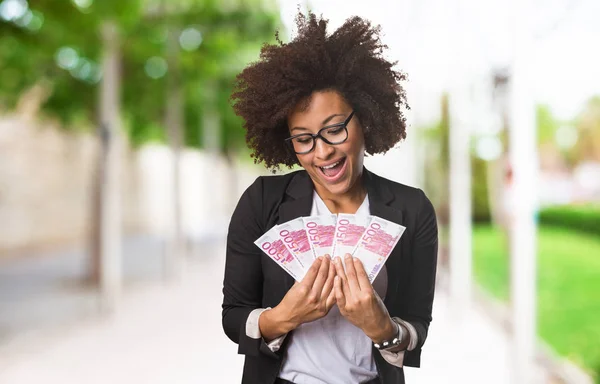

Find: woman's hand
260;255;336;340
333;254;397;343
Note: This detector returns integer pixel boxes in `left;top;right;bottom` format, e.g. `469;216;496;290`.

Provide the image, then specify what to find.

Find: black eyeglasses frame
284;111;355;155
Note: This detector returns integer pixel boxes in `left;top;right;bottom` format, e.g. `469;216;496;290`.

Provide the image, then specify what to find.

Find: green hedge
538;205;600;236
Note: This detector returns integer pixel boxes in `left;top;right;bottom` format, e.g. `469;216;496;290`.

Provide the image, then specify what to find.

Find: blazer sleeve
222;177;279;358
404;189;438;355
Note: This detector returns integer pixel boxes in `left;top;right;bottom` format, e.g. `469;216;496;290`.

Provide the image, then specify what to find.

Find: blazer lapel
364;168;403;227
363;169;404;307
277;171;314;291
277;170;314;222
278;197;313;226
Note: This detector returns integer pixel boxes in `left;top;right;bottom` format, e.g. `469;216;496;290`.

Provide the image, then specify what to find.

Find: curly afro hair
230;11;409;169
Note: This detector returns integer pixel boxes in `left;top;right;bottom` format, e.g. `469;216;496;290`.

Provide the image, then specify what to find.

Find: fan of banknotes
255;214;406;283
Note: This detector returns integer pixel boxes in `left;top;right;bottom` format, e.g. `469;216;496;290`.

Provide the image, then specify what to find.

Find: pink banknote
277;218;314;271
332;214;372;259
353;217;406;283
302;214;337;258
255;227;306;282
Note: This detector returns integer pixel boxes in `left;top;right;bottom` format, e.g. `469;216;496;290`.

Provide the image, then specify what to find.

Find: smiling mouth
318;157;346;178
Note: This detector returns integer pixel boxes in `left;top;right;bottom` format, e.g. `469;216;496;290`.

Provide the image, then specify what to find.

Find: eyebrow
290;113;346;133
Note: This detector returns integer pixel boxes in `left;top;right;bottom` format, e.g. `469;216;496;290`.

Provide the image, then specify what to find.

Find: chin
330;179;352;194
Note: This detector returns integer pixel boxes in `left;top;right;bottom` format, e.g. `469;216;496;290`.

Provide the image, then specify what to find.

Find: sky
277;0;600;122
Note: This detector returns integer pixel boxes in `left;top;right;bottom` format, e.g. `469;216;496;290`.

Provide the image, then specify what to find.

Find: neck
315;176;367;215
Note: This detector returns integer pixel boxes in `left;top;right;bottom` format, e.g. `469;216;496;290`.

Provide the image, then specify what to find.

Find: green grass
473;225;600;378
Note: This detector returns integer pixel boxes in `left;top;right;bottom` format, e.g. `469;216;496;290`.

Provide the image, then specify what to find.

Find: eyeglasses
285;111;354;155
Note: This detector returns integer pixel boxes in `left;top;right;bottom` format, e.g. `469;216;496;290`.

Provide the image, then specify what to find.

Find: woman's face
287;90;365;198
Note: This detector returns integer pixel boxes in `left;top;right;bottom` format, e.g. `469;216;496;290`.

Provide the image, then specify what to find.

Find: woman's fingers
328;256;336;279
343;253;361;293
333;257;352;299
325;289;336;310
301;256;323;286
311;256;330;297
334;275;346;309
333;256;346;279
353;257;371;291
320;258;336;299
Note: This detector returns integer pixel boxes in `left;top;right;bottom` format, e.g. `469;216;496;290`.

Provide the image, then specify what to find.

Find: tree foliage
537;104;560;146
0;0;281;152
572;96;600;163
536;99;600;165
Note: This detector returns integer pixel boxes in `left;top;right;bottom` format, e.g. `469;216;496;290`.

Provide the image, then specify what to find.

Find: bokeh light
144;56;168;79
179;27;203;51
0;0;28;21
55;47;80;71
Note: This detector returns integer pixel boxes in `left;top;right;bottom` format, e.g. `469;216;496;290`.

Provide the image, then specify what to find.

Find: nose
313;137;335;160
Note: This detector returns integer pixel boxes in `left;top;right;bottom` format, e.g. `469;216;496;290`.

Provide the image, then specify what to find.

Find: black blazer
222;168;438;384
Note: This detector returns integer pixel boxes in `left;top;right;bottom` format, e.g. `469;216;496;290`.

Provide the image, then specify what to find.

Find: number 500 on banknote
255;231;306;282
302;214;337;258
354;217;406;283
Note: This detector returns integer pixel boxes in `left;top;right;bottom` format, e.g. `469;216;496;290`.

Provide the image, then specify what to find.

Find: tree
0;0;281;290
571;96;600;163
0;0;280;149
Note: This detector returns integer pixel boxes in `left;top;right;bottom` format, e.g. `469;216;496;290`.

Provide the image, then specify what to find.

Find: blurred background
0;0;598;383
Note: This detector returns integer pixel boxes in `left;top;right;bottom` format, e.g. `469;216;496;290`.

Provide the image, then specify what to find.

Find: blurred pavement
0;237;551;383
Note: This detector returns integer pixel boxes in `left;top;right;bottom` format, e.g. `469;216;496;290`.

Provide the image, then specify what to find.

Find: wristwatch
373;321;404;351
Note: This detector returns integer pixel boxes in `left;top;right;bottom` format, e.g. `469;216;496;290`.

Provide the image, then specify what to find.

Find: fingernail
325;254;331;260
334;257;341;264
317;256;323;261
344;253;351;259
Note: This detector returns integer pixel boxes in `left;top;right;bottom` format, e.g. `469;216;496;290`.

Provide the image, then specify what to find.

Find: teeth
322;160;341;170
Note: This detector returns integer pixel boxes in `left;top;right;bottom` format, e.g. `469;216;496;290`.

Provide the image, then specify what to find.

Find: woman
222;11;438;384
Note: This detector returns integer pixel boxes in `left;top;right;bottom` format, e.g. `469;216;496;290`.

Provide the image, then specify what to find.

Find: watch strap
374;321;404;351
